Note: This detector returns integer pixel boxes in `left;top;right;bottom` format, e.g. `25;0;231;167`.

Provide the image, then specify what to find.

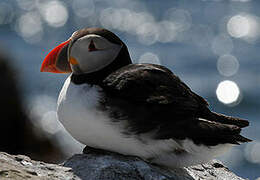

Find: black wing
100;64;251;146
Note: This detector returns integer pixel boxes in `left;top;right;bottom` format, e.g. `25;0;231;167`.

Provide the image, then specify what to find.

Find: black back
98;64;250;146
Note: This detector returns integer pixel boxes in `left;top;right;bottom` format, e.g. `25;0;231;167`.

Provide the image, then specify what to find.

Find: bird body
41;27;251;168
57;73;231;168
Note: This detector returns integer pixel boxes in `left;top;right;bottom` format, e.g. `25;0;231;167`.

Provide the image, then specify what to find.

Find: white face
68;34;122;74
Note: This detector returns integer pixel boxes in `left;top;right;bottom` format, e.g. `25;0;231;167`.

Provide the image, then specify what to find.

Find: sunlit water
0;0;260;179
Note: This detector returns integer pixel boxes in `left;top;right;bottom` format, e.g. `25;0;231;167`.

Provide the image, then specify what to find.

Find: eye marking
88;40;98;52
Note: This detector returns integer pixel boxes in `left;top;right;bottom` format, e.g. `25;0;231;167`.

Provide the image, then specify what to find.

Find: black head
41;27;132;84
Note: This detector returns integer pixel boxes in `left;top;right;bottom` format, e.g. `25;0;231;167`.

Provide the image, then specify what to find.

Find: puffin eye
88;40;98;52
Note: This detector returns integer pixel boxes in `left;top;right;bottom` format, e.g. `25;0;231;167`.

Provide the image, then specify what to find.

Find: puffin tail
198;109;252;143
211;111;250;128
233;134;252;143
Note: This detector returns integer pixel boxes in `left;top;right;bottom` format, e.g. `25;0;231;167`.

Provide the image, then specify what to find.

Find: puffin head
41;28;132;82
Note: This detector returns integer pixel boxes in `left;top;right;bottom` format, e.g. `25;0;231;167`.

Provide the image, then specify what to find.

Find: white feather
57;76;231;168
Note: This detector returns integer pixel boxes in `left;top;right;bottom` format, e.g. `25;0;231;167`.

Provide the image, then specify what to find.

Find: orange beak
41;40;71;73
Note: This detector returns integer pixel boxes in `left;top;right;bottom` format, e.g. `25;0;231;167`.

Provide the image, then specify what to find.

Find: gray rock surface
0;150;245;180
0;152;79;180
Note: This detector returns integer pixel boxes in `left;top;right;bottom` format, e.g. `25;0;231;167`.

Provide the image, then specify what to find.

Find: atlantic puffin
41;27;251;168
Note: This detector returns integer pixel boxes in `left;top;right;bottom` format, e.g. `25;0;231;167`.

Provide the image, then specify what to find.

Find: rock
0;152;79;180
0;150;245;180
64;148;245;180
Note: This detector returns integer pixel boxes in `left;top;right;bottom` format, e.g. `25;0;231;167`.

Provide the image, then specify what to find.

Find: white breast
57;76;153;157
57;76;231;168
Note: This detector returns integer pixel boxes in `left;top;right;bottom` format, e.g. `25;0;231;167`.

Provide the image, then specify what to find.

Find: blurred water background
0;0;259;179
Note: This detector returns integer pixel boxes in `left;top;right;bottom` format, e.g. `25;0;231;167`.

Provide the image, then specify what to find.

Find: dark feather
99;63;251;146
211;112;249;128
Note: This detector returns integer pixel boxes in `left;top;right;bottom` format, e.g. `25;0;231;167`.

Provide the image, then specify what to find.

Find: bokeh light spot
41;1;68;28
227;15;250;38
17;12;43;43
137;22;158;45
217;54;239;77
239;14;260;43
99;8;124;30
216;80;240;104
138;52;161;65
157;21;177;43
